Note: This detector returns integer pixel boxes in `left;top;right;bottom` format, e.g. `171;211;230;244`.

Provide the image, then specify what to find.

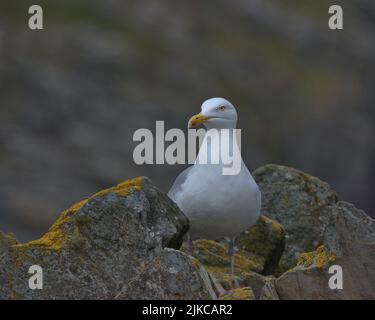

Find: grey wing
168;166;193;201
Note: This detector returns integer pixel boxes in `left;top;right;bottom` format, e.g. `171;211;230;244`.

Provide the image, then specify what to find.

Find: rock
0;177;213;300
184;239;260;296
242;272;276;300
184;239;271;299
182;215;284;298
275;201;375;299
296;245;336;269
236;215;285;275
2;164;373;300
253;164;338;272
0;232;18;251
219;287;255;300
189;239;263;274
260;278;279;300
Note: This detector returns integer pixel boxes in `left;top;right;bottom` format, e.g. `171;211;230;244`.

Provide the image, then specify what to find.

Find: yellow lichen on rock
297;245;336;268
219;287;255;300
180;215;286;294
14;177;144;252
93;177;143;198
66;199;88;214
14;200;85;252
183;239;265;291
190;239;263;274
236;215;285;275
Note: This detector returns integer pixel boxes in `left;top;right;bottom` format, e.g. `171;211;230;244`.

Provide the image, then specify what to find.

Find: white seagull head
188;97;238;129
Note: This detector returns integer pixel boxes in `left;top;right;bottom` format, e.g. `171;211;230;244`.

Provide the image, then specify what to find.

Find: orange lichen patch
92;177;143;198
297;245;336;269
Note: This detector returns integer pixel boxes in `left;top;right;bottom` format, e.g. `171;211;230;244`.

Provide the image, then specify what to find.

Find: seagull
168;97;261;279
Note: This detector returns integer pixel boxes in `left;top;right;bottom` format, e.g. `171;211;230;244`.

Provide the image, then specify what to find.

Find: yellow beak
188;113;209;129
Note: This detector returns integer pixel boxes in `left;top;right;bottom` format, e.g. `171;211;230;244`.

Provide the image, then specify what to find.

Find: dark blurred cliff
0;0;374;241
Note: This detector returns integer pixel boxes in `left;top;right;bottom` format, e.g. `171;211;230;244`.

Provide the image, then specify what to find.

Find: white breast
174;161;261;240
171;128;261;240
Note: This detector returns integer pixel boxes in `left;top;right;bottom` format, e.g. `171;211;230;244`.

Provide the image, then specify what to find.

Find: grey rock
260;278;279;300
181;235;281;299
275;201;375;299
243;272;276;300
236;215;285;275
219;287;256;300
0;177;212;300
253;164;338;272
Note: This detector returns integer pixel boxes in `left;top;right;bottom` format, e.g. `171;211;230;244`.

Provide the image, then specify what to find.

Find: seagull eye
217;106;225;111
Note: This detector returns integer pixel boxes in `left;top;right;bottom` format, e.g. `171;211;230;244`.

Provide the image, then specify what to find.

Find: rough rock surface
185;239;270;298
220;287;255;300
0;177;213;300
276;201;375;299
1;164;374;300
186;164;375;300
183;215;284;299
253;164;338;272
236;215;285;275
259;278;279;300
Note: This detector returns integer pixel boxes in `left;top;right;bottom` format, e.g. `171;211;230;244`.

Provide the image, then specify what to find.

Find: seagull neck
196;127;242;166
204;122;237;130
204;128;239;142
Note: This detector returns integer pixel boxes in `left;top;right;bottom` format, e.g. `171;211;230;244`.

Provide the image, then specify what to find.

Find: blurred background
0;0;374;241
